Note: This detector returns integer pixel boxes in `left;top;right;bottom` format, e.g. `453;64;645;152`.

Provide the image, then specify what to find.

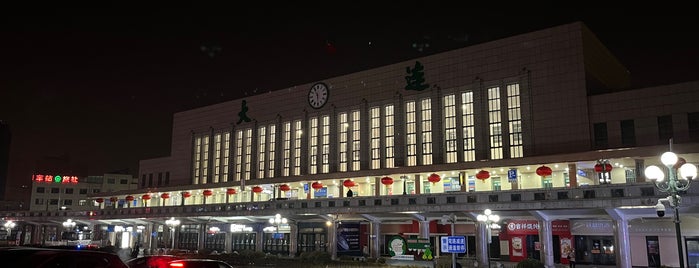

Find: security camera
655;200;666;218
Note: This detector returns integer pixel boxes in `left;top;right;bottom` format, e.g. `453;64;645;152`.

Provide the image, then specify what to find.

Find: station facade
4;22;699;268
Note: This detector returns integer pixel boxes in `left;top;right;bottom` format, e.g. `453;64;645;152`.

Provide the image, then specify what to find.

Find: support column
568;163;578;187
418;220;430;239
606;208;632;268
531;211;555;268
256;226;264;252
225;230;232;253
289;222;298;257
328;219;337;260
370;220;381;258
414;174;422;194
475;222;488;268
198;224;206;250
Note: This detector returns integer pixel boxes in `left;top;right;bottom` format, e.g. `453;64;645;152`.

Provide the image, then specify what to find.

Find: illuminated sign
32;174;79;183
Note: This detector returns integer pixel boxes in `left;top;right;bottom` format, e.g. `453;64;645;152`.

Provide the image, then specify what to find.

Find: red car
126;255;182;268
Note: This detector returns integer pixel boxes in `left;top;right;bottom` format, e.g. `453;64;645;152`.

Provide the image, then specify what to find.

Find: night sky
1;5;697;202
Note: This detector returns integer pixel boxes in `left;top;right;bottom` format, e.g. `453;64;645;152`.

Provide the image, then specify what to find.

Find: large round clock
308;82;329;109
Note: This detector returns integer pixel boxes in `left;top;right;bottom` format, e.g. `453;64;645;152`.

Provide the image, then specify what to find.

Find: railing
4;182;697;221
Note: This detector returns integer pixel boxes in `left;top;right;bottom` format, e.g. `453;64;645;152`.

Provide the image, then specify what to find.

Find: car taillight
169;262;185;267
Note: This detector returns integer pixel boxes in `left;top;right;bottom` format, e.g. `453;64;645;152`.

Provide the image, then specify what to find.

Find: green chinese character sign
404;61;429;91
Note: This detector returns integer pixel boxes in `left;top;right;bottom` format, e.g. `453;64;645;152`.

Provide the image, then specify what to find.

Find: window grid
384;105;395;168
213;133;222;183
406;101;417;166
193;137;201;184
370;107;381;169
321;116;330;173
507;84;523;158
201;135;210;183
444;94;457;163
267;125;276;178
309;117;319;174
421;98;433;165
235;130;244;181
461;92;475;161
293;120;302;175
338;113;348;172
351;110;361;171
222;132;230;182
488;87;503;159
258;126;267;179
244;129;252;181
282;122;291;176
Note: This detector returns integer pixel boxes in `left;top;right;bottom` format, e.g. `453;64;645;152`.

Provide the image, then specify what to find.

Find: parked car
0;247;128;268
166;259;234;268
126;255;182;268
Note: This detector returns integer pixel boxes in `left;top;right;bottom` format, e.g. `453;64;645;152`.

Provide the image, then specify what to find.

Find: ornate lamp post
62;219;76;229
269;214;288;232
165;217;180;249
477;209;500;268
645;148;697;268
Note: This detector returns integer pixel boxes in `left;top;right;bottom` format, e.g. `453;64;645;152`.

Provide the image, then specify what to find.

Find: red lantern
95;198;104;204
226;188;237;195
252;186;263;193
161;193;170;199
594;163;613;173
428;173;441;184
203;190;213;197
125;195;134;202
182;192;192;198
381;176;394;185
476;170;490;182
109;197;118;203
279;184;291;192
142;194;151;200
536;165;553;177
311;182;323;191
343;179;355;188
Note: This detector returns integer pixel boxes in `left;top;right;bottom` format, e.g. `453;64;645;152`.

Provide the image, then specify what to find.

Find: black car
0;247;128;268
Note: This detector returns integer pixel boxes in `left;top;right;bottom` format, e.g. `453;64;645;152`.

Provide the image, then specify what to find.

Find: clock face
308;82;329;109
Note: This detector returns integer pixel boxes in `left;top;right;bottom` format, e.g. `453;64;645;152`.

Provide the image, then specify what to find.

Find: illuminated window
282;121;291;176
267;124;276;177
309;117;319;174
421;98;433;165
406;101;417;166
507;84;523;158
235;130;243;181
201;135;210;183
351;110;361;171
258;126;267;178
244;128;252;181
462;91;475;161
488;87;503;159
370;107;381;169
293;120;302;175
385;105;395;168
222;132;230;182
213;133;222;183
444;94;457;163
321;115;330;173
338;113;348;172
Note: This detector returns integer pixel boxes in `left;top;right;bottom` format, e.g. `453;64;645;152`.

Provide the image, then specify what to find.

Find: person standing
568;248;576;268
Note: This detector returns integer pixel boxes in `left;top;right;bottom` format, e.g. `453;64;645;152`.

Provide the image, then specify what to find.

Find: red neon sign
32;174;79;183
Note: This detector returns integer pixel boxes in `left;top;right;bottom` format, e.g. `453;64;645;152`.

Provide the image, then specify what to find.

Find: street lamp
477;209;500;268
62;219;76;229
269;214;287;232
165;217;180;249
645;149;697;268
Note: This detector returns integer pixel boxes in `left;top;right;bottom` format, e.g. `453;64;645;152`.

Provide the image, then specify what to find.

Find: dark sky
1;5;698;201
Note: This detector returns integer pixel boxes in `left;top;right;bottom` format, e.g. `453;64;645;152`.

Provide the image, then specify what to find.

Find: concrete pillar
370;221;381;258
568;163;578;187
328;220;337;260
475;222;489;268
256;226;263;252
289;222;298;257
532;211;555;268
198;224;206;250
419;220;430;239
607;208;632;268
225;230;233;253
